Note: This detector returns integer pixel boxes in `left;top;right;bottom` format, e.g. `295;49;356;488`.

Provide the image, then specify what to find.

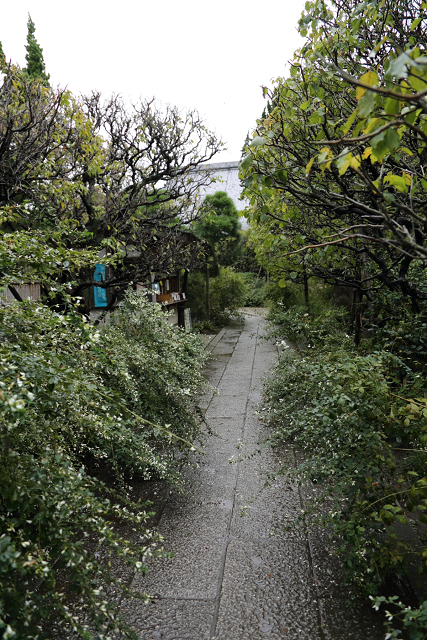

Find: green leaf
358;90;376;118
240;154;253;171
384;97;401;115
342;109;358;135
371;127;400;161
383;192;396;203
404;108;422;125
384;174;408;193
250;136;266;148
410;16;422;31
386;52;410;80
336;151;352;176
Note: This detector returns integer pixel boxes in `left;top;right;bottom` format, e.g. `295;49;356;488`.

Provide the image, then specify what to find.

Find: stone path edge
204;327;227;352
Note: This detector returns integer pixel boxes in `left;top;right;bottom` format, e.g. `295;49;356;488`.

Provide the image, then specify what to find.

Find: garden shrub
263;307;427;599
268;303;348;350
264;280;333;315
240;272;269;307
0;290;208;639
209;267;246;325
372;289;427;376
187;267;246;326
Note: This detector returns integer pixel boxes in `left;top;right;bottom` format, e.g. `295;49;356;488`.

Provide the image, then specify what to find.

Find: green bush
187;267;246;326
268;304;348;350
263;308;427;597
372;288;427;375
372;596;427;639
240;272;269;307
0;290;208;639
210;267;246;325
261;280;333;316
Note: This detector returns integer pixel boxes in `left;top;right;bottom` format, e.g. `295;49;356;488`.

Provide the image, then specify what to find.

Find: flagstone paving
121;313;385;639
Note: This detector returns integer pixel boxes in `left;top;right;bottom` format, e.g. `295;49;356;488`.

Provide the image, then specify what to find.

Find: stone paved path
121;313;385;639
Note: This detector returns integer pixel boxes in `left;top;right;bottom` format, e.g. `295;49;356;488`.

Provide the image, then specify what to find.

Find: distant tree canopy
192;191;242;269
24;14;49;84
0;62;223;312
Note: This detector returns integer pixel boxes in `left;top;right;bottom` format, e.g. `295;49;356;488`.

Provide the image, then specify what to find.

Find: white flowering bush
0;290;208;639
264;307;427;598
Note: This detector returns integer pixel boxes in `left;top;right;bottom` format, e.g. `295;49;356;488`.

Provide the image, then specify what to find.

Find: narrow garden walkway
121;313;385;639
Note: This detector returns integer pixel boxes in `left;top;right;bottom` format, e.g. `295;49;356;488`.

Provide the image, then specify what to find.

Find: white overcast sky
1;0;307;163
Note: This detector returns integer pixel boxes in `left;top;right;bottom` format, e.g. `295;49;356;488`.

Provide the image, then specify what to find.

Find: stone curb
204;327;227;352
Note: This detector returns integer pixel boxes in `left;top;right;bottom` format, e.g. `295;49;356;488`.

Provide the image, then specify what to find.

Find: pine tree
24;14;50;84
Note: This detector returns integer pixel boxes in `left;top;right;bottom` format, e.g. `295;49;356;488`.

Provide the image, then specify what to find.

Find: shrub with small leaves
263;307;427;598
0;290;208;639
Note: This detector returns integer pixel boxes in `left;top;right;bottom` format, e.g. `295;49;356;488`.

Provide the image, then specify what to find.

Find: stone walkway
121;313;385;639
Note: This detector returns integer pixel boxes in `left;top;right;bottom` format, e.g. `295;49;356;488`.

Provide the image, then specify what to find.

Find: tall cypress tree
24;14;49;84
0;40;6;69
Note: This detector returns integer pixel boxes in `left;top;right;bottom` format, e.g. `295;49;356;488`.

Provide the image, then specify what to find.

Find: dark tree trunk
303;264;309;312
206;265;210;322
354;290;363;347
182;269;189;295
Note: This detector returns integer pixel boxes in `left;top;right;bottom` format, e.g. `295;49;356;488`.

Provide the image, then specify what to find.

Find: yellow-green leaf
343;109;358;135
384;173;409;192
336;151;352;176
305;157;315;176
356;71;379;101
350;156;361;170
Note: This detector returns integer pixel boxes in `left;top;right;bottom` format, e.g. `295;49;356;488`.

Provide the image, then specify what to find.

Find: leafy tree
24;14;49;84
0;65;223;311
241;4;427;635
193;190;242;269
240;0;427;336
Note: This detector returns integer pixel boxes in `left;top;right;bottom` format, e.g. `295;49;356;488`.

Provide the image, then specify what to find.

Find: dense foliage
24;15;49;84
0;61;222;312
262;300;427;633
187;267;247;327
0;20;220;640
192;191;242;270
240;0;427;344
0;290;208;639
240;272;270;307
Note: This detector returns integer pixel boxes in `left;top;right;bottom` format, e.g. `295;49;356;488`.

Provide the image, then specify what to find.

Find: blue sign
94;264;108;307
